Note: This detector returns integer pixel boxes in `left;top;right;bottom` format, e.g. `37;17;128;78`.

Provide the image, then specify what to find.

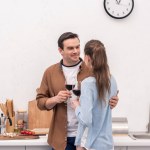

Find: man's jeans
52;137;76;150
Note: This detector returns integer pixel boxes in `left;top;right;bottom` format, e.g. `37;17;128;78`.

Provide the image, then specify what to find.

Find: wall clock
104;0;134;19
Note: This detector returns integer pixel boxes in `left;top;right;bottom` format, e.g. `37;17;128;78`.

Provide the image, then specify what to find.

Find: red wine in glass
73;89;81;97
65;84;75;91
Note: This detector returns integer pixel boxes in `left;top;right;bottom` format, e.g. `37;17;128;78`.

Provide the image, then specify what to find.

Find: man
36;32;119;150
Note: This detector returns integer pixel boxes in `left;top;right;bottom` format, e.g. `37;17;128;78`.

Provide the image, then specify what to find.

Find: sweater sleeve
75;80;94;127
109;75;118;99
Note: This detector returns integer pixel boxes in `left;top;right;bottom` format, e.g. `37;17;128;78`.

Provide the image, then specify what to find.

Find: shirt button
65;137;67;141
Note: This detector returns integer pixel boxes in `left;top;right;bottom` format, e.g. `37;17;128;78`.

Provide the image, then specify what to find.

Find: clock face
104;0;134;19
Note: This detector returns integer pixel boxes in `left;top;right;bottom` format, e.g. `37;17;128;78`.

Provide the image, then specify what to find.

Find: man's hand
45;90;71;109
109;91;119;109
55;90;71;103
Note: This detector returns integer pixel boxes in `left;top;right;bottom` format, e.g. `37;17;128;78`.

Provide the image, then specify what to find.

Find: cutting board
0;135;39;140
29;128;49;135
28;100;53;129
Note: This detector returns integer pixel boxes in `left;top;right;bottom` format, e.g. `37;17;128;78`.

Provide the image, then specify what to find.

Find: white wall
0;0;150;132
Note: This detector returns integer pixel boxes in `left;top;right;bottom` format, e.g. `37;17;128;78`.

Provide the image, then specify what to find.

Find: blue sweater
75;76;117;150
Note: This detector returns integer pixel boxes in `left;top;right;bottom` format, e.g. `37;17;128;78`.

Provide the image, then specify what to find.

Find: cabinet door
115;147;127;150
128;147;150;150
0;147;25;150
26;146;51;150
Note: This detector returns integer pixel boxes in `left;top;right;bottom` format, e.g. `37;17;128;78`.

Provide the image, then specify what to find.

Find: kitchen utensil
28;128;49;135
0;135;39;140
5;99;15;133
6;99;14;117
28;100;52;129
0;114;7;134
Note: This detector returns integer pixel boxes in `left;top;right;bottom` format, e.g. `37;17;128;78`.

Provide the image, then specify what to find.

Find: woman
71;40;118;150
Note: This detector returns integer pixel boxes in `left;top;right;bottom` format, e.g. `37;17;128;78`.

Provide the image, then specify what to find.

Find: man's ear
58;47;63;55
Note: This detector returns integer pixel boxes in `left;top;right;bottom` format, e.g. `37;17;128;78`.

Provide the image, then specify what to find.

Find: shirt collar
59;57;83;70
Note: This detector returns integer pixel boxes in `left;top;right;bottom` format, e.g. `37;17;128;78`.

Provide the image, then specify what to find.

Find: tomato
20;130;33;135
25;131;29;134
21;130;25;134
28;131;32;135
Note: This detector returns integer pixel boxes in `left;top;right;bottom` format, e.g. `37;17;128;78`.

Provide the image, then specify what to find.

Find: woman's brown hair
84;40;110;100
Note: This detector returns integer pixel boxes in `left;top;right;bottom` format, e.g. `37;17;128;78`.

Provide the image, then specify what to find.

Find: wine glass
65;78;75;103
65;79;75;91
65;84;74;91
72;81;81;98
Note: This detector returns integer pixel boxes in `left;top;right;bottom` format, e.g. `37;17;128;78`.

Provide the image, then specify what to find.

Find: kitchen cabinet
0;146;24;150
0;135;150;150
128;147;150;150
1;146;150;150
26;146;51;150
115;147;127;150
0;146;51;150
115;147;150;150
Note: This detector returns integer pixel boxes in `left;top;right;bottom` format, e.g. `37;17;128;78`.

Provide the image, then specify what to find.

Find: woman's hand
109;95;119;109
76;146;86;150
71;99;80;110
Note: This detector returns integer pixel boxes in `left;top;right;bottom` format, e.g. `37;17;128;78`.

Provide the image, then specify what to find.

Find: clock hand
116;0;122;5
116;0;119;4
116;0;130;7
118;0;121;4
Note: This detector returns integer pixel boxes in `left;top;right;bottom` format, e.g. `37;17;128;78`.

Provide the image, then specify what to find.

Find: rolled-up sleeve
36;69;50;110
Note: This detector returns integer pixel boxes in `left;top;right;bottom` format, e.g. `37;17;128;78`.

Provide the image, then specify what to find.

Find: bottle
0;113;6;134
0;114;1;134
